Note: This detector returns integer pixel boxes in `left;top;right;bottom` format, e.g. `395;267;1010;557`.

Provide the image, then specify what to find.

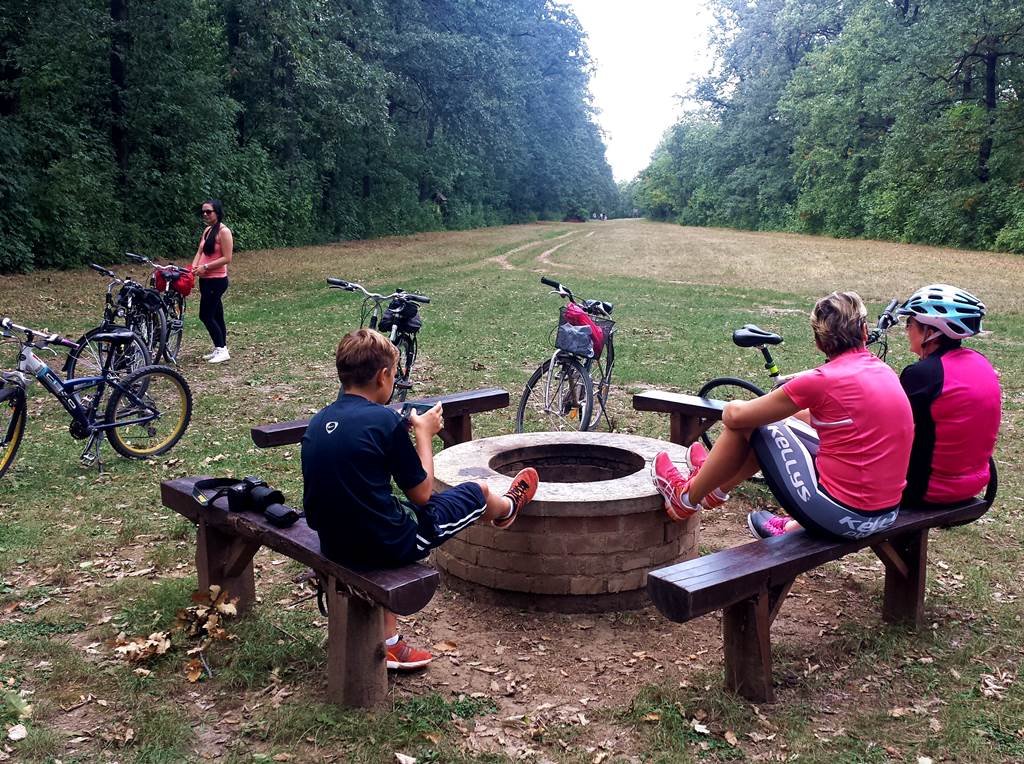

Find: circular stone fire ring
432;431;698;613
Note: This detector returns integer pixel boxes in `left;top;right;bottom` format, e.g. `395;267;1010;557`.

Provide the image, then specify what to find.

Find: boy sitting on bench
301;329;538;670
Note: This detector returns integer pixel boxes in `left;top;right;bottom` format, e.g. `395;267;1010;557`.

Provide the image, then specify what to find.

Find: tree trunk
110;0;129;182
977;47;997;184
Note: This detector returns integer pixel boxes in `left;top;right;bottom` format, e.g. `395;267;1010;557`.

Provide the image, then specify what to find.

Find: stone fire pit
432;431;698;612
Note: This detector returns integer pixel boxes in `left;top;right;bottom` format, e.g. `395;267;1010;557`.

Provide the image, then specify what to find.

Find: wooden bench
632;389;724;446
164;387;510;707
251;387;510;449
647;497;992;702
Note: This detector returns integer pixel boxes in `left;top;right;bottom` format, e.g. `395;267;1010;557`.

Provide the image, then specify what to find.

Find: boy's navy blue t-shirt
301;392;427;567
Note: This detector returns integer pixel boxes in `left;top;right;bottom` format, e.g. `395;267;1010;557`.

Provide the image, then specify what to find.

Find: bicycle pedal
395;380;413;389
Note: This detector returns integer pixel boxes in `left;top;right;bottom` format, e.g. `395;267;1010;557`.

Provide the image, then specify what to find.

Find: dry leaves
112;631;172;663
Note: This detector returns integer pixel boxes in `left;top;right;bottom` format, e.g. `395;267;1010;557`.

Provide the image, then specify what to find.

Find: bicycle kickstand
80;431;106;473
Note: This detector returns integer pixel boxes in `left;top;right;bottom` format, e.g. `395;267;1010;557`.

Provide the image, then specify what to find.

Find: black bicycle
0;317;192;476
515;277;616;433
76;263;166;372
697;299;901;449
326;278;430;402
126;252;190;364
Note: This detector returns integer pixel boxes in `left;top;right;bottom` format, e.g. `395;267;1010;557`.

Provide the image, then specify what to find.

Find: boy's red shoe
386;637;433;671
494;467;539;528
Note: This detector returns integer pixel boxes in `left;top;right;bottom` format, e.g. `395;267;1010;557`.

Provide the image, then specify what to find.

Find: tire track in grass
486;230;580;271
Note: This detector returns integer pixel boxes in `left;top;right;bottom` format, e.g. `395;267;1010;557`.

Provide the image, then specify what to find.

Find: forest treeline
0;0;617;272
631;0;1024;253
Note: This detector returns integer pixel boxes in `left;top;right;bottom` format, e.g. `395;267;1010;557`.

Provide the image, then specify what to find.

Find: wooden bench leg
723;590;775;703
439;414;472;448
326;574;387;707
669;414;711;447
874;531;928;627
196;519;259;613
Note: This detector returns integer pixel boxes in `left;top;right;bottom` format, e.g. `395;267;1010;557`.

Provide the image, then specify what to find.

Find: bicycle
0;317;192;477
515;277;616;433
77;262;167;370
64;264;156;385
126;252;191;364
326;278;430;403
696;298;901;449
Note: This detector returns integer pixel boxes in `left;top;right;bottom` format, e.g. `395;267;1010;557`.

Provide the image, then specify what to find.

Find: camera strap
191;478;240;507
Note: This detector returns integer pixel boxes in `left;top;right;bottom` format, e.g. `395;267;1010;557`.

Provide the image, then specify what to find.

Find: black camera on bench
193;475;300;528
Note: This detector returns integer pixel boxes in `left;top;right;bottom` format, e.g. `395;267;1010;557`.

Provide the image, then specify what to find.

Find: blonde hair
335;328;398;387
810;291;867;357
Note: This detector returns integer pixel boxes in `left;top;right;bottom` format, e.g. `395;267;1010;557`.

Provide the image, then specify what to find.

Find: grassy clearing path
0;220;1021;762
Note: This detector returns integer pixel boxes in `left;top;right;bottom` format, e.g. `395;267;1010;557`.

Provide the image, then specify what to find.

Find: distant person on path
191;199;232;363
896;284;1000;506
652;291;914;541
301;329;539;670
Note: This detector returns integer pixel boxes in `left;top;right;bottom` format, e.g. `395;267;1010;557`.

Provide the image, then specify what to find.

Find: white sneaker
202;348;219;360
207;347;230;364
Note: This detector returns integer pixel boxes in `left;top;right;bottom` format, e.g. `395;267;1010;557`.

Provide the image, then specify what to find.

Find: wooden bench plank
647;497;987;623
251;387;510;448
633;390;724;445
161;477;438;616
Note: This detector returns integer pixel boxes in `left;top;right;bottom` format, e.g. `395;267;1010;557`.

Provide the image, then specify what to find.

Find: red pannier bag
563;302;605;358
154;267;195;297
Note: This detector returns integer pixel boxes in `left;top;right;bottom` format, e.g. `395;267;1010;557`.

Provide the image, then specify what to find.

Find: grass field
1;219;1021;762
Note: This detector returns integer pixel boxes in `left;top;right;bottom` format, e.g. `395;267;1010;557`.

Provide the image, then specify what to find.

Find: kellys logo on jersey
766;424;812;502
325;421;338;434
839;509;898;539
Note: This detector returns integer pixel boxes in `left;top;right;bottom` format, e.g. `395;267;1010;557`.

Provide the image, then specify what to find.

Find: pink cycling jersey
783;348;913;510
900;347;1000;504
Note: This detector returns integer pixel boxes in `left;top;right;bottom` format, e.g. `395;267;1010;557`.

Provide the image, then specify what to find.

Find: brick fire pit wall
432;431;698;613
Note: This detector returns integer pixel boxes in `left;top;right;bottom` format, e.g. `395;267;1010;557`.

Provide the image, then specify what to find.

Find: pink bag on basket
564;302;605;358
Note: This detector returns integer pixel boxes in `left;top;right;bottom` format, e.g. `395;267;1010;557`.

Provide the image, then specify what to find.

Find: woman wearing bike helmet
897;284;1000;505
653;291;915;541
191;199;233;364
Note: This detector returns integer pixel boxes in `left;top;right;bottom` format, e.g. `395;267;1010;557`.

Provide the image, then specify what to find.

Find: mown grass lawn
1;219;1021;762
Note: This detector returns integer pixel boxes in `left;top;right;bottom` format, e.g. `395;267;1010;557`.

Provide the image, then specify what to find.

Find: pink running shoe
684;442;729;509
651;452;697;521
747;510;789;539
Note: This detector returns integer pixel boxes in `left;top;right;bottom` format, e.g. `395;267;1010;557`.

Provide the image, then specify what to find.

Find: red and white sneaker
494;467;539;529
386;637;433;671
651;452;697;521
684;442;729;509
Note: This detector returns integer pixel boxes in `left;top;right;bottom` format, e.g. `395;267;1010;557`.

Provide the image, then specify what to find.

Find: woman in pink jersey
896;285;1000;506
652;291;914;541
191;199;233;364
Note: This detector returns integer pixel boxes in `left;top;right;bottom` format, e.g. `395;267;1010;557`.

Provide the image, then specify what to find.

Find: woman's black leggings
199;277;229;347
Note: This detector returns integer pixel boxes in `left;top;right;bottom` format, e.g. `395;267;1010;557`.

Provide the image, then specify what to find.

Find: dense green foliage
634;0;1024;252
0;0;617;271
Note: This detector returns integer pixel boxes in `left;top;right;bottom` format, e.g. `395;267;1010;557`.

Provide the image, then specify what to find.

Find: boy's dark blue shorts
404;482;488;562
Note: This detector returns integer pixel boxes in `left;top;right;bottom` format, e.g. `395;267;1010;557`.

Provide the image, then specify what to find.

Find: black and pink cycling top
900;347;1001;505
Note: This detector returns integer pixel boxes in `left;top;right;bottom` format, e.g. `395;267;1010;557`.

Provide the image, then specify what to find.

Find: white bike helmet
897;284;986;339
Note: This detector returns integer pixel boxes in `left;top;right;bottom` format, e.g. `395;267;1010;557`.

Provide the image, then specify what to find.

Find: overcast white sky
567;0;714;182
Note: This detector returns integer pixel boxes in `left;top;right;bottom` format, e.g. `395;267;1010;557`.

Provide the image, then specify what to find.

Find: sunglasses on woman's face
201;209;215;215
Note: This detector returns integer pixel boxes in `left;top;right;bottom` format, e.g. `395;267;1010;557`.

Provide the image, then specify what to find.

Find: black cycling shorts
750;420;899;540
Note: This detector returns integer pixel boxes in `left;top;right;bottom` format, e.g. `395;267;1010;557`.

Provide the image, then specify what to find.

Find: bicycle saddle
732;324;783;347
89;329;139;346
583;299;613;315
160;269;182;281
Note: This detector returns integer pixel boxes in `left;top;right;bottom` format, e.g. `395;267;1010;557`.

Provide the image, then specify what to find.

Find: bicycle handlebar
125;251;186;273
867;297;901;344
89;263;118;279
326;277;430;303
1;317;61;345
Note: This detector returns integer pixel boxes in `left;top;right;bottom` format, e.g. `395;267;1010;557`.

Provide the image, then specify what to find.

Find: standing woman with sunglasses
191;200;233;363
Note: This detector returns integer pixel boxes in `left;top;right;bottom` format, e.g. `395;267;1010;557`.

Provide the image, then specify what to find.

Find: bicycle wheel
128;308;167;361
515;355;593;433
390;334;417;403
697;377;766;450
161;293;185;363
0;385;27;479
105;366;192;459
585;357;609;430
65;327;152;380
